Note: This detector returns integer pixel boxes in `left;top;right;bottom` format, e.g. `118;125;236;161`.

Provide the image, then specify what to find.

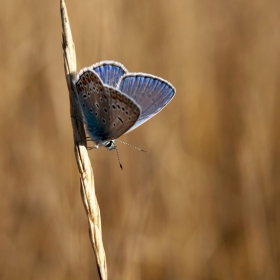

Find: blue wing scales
92;61;127;87
117;74;175;132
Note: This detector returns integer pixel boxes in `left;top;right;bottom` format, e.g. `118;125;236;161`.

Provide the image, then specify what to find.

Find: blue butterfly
73;61;175;150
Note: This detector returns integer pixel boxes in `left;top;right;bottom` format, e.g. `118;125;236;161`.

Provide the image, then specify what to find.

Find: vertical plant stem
60;1;107;279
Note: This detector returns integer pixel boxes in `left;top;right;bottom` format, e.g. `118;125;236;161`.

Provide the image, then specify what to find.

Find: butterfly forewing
75;69;141;144
75;69;108;144
92;61;127;87
118;74;175;132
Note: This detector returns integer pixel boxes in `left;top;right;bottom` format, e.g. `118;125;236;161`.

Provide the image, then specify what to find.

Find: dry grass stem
60;0;107;279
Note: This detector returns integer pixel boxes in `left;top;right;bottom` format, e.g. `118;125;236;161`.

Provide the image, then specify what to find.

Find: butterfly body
73;61;175;150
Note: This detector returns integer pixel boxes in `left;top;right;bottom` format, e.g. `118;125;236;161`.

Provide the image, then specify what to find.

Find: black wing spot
128;117;131;120
117;105;120;109
90;108;93;113
82;103;85;107
87;92;91;96
95;103;100;108
83;94;87;99
103;108;108;113
102;118;106;124
122;107;125;111
100;98;103;102
112;105;116;109
95;112;98;116
125;111;128;115
118;117;124;123
113;123;116;127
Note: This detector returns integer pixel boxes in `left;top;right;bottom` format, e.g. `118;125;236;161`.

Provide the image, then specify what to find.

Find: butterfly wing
92;61;127;87
118;73;175;132
74;68;141;144
102;86;141;140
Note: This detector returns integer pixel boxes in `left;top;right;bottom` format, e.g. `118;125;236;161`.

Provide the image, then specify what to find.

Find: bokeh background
1;0;280;279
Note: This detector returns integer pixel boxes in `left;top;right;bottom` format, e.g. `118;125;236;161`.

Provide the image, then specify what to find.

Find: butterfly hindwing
102;86;141;140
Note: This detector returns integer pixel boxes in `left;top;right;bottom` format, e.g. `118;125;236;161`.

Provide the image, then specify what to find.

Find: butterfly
73;60;175;150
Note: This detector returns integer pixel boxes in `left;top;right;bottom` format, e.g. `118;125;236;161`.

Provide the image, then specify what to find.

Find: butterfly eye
105;141;113;148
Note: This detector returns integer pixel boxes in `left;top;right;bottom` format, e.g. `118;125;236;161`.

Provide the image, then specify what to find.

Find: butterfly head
102;140;123;169
102;140;116;151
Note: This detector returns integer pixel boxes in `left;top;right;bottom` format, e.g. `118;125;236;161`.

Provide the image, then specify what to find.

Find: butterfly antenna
115;146;123;170
115;140;149;153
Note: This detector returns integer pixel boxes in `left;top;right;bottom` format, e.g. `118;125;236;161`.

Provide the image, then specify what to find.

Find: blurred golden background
1;0;280;279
